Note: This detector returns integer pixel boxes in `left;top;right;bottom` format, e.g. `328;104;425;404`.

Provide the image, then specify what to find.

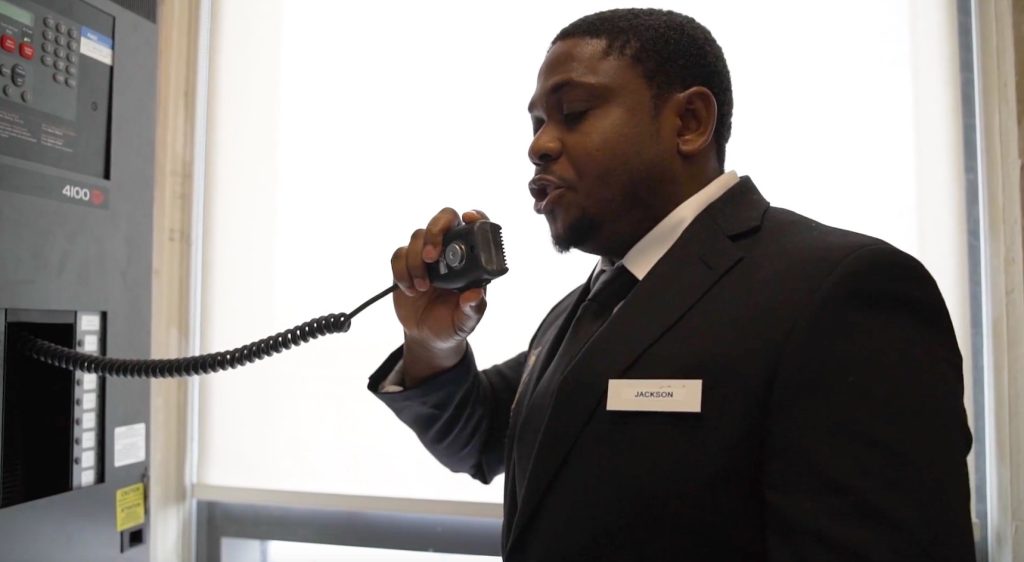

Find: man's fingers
455;288;487;338
423;207;461;263
462;209;490;223
391;246;416;296
406;229;430;292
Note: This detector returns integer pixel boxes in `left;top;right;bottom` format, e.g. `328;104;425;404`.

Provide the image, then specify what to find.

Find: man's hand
391;208;490;386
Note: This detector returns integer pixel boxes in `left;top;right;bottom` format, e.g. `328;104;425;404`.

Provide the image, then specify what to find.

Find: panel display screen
0;0;33;26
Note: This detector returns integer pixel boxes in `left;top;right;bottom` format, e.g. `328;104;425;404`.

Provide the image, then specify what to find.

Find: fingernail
414;278;429;291
423;245;437;260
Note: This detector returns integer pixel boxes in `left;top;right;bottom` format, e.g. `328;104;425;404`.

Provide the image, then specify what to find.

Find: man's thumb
459;288;487;317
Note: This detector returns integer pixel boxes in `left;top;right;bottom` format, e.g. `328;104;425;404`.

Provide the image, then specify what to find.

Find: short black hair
553;8;733;168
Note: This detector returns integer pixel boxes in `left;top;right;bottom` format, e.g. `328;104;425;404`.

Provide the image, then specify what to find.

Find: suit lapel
502;282;588;549
512;283;589;421
506;177;768;549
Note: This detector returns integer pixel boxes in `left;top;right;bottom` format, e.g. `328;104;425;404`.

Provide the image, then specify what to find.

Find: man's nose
528;126;562;166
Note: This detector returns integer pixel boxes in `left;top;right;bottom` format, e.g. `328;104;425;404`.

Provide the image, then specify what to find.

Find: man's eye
563;109;588;126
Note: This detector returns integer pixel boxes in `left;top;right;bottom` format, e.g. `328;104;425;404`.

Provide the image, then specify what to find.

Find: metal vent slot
0;320;75;508
109;0;156;23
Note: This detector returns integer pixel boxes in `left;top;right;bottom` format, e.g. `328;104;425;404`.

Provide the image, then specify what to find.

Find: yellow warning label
115;483;146;532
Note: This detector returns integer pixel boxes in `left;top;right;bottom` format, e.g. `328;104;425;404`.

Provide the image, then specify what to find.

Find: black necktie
514;263;639;493
550;263;639;375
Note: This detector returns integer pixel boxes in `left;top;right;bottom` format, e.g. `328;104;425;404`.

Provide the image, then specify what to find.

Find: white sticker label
81;449;95;469
82;430;96;449
80;26;112;66
82;392;97;410
82;373;97;391
81;469;95;486
80;313;100;331
606;379;703;413
83;334;98;352
82;411;96;429
114;423;146;467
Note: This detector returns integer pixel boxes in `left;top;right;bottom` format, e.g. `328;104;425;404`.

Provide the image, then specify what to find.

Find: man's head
527;9;732;258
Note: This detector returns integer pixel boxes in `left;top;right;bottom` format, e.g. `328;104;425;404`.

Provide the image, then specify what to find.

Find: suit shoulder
761;206;889;251
739;206;938;295
756;206;923;266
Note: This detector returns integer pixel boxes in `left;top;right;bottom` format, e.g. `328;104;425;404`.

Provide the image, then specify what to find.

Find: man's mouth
529;175;568;214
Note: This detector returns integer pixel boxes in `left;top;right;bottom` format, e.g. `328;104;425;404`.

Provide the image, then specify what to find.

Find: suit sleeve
764;244;976;561
367;345;526;484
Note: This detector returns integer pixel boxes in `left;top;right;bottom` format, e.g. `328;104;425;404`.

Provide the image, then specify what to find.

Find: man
368;8;975;561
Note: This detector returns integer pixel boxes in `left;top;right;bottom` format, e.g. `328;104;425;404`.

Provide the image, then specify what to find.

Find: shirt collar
596;171;741;281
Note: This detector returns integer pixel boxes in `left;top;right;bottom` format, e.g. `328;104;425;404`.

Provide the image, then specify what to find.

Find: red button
0;35;15;52
19;43;34;60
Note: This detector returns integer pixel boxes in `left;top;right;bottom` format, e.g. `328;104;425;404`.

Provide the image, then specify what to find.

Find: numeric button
53;72;64;85
43;29;54;42
0;64;8;77
56;22;67;34
41;42;52;54
55;46;66;58
21;90;30;103
67;52;77;64
55;59;66;72
2;84;12;97
68;28;79;40
65;77;76;88
66;65;76;77
41;54;53;67
43;16;54;29
11;64;26;87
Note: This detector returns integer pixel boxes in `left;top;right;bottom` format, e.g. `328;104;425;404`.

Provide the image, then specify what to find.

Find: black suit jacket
369;177;976;561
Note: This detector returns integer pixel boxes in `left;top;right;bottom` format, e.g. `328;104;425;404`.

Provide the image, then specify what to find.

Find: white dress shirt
604;170;739;280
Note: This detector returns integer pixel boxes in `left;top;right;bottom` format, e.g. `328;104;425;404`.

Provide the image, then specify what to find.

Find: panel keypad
0;5;81;110
36;12;77;91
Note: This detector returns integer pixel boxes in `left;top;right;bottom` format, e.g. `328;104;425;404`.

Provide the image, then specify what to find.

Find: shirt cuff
377;359;406;393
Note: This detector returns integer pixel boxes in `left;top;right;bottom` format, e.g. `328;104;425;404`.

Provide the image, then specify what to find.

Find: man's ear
669;86;718;157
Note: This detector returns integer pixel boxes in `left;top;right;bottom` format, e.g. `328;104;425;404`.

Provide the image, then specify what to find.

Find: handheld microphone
427;220;509;290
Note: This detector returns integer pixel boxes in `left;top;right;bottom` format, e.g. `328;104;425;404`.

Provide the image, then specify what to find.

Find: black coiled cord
15;284;397;378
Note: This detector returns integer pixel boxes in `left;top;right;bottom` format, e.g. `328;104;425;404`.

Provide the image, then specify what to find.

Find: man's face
527;38;679;257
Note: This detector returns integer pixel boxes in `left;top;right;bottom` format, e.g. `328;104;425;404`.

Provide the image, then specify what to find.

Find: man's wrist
401;338;467;388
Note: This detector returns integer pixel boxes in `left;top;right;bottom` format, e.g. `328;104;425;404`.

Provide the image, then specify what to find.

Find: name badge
606;379;702;413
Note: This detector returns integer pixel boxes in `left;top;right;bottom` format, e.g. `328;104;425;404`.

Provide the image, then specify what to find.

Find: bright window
199;0;971;508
